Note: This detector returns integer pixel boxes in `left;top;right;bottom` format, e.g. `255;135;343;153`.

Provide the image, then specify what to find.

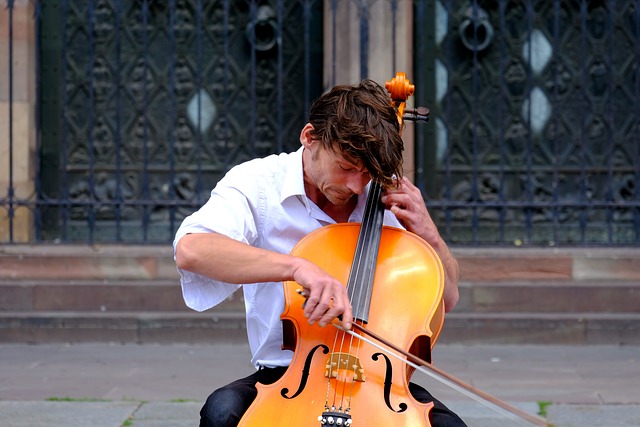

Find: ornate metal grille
2;0;639;245
416;0;640;245
38;0;322;242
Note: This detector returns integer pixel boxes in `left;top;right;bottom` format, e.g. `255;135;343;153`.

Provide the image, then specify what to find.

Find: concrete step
1;310;638;345
440;311;640;345
0;310;247;344
0;279;243;312
2;245;640;283
1;245;639;345
2;278;638;314
456;280;640;313
0;278;638;345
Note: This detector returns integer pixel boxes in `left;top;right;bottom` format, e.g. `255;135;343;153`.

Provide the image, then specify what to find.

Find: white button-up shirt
173;147;403;368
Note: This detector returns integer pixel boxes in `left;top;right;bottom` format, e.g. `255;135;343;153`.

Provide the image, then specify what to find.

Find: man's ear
299;123;315;148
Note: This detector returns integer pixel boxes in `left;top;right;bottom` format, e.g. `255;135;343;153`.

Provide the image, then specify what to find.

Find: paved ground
1;343;639;426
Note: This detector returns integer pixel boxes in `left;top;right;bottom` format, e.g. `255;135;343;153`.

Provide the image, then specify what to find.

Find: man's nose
346;172;370;194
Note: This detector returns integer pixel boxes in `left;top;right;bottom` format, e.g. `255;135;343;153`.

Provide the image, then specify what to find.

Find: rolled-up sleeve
173;163;262;311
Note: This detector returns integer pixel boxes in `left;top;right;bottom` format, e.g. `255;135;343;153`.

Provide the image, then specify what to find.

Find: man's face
303;145;371;207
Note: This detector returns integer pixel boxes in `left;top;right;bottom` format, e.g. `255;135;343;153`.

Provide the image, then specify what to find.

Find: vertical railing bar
443;0;453;242
551;0;561;244
168;0;177;238
498;0;507;243
635;0;640;243
141;0;150;241
34;0;43;241
223;0;230;168
7;0;15;242
60;0;70;241
249;0;257;159
276;0;283;152
470;0;480;244
605;0;615;243
578;0;589;244
114;0;123;241
413;0;426;194
359;0;369;79
195;0;203;203
87;1;97;243
524;0;534;243
302;0;311;134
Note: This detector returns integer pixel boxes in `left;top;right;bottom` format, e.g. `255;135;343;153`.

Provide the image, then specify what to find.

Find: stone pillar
0;0;36;242
323;1;415;181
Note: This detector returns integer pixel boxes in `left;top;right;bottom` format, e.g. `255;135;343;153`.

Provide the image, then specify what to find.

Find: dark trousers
199;367;468;427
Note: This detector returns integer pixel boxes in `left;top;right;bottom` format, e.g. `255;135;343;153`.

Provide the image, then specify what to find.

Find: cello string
344;181;385;412
325;325;342;410
330;181;383;413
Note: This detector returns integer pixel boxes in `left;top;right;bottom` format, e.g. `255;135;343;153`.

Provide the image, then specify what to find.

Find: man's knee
200;387;249;427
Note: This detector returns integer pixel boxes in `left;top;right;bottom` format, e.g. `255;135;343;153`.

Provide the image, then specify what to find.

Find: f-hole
372;352;408;413
281;344;329;399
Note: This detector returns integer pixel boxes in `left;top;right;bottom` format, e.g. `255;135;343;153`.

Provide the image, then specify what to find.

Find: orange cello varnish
238;223;445;426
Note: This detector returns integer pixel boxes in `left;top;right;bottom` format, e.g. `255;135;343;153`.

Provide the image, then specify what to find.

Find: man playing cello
174;78;466;427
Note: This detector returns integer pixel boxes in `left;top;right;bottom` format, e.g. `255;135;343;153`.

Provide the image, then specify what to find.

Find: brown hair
307;79;404;188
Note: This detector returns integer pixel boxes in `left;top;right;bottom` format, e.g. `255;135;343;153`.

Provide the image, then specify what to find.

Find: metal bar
605;0;615;243
60;0;70;241
497;0;508;243
551;0;561;245
223;0;230;167
579;0;589;244
18;198;640;210
277;0;284;153
302;0;310;127
168;0;177;238
34;0;43;241
87;0;97;243
413;0;427;193
524;0;535;243
442;0;453;242
249;0;258;158
7;0;15;242
636;0;640;243
114;0;123;240
195;0;204;203
141;0;151;241
470;0;480;244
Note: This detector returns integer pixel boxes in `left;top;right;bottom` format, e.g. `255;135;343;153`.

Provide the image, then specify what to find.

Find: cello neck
346;180;385;323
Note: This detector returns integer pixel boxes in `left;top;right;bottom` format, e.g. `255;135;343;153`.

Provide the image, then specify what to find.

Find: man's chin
328;194;355;206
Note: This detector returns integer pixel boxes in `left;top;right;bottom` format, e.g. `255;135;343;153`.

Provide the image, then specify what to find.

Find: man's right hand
291;258;353;330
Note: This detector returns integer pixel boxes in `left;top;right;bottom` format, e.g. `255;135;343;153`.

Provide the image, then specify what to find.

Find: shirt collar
280;146;306;204
279;146;372;221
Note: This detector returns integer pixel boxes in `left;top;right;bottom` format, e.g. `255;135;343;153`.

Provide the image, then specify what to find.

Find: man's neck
314;195;357;223
305;183;357;223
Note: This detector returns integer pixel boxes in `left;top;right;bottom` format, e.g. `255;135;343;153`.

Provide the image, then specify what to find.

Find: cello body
232;72;548;427
238;223;445;426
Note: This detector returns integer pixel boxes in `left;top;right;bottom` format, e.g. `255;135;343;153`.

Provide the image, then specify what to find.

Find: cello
238;73;548;427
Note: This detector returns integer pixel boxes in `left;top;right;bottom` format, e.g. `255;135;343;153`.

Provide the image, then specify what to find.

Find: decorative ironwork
424;0;639;245
38;0;322;242
3;0;639;245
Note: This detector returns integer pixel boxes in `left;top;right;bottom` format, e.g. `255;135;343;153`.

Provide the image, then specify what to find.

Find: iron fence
2;0;639;246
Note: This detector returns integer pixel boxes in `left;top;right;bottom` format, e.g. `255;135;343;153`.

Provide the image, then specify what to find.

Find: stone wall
0;0;36;242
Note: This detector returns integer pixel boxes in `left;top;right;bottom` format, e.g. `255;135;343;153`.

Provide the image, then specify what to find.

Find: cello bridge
324;352;365;382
